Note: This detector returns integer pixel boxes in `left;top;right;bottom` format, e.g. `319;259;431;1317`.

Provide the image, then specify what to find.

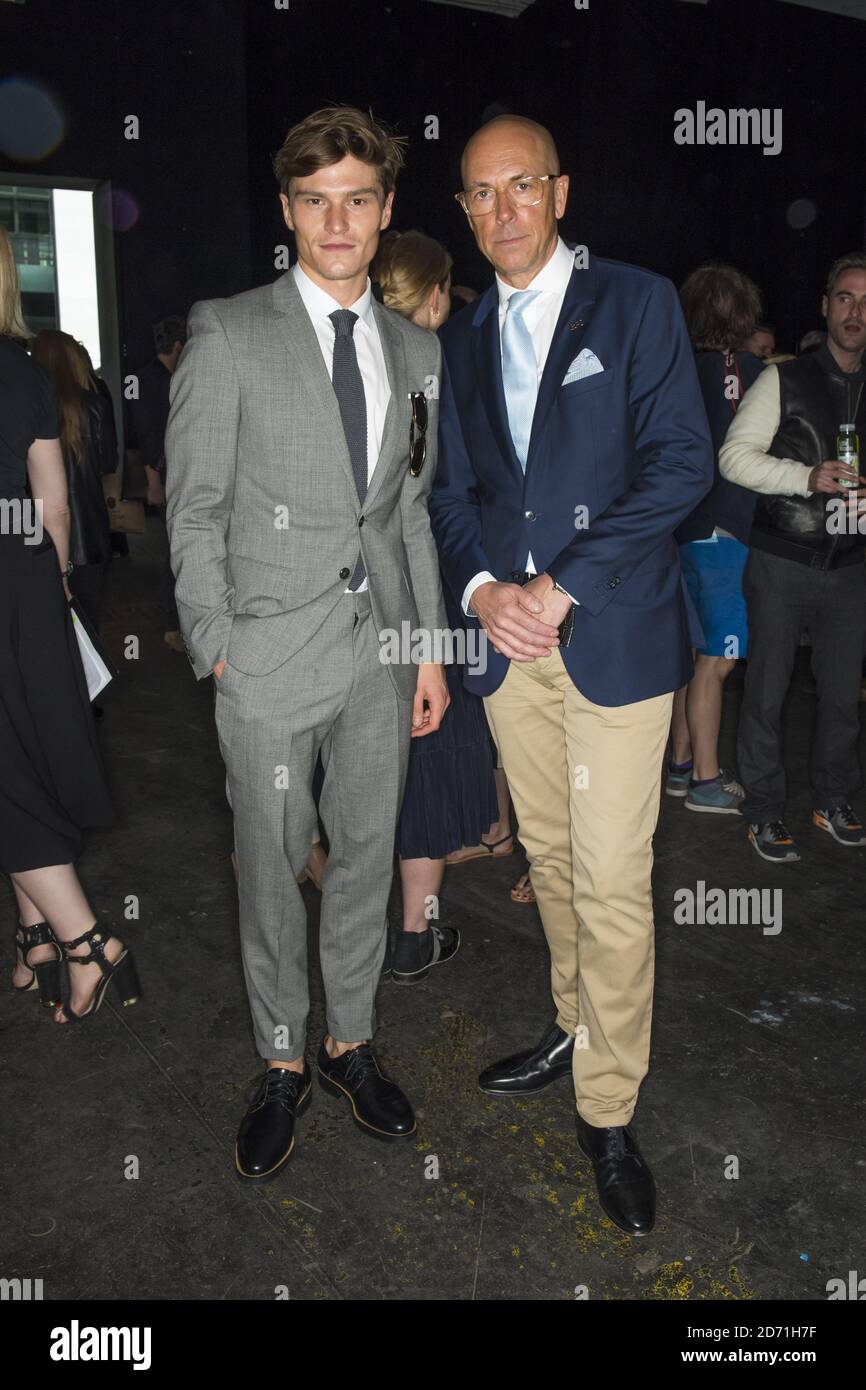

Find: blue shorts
679;535;749;659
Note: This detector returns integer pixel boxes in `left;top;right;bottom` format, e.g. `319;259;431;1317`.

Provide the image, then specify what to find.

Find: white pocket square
562;348;604;385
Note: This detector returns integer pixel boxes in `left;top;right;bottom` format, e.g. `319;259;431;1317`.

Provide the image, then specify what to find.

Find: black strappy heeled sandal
12;921;64;1008
58;923;142;1023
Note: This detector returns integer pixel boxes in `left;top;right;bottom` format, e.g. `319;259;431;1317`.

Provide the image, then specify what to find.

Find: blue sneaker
665;759;693;798
686;769;744;814
748;820;800;863
812;803;866;847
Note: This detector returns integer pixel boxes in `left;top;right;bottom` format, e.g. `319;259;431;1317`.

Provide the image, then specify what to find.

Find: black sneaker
747;820;800;863
390;923;460;985
812;803;866;847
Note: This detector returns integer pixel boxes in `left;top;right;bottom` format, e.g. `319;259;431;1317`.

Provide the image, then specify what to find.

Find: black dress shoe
235;1062;312;1182
478;1020;574;1095
576;1115;656;1235
391;923;460;985
316;1039;415;1141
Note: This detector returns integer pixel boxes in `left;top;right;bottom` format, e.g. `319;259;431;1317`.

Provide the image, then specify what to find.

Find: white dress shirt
293;261;391;592
462;237;580;615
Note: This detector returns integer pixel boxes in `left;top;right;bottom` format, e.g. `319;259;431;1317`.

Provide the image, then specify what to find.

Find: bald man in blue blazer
429;115;713;1235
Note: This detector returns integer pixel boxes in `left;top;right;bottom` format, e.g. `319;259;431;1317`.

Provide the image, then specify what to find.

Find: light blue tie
502;290;540;471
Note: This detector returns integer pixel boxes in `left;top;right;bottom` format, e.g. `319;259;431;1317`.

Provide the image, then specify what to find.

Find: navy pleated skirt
395;581;498;860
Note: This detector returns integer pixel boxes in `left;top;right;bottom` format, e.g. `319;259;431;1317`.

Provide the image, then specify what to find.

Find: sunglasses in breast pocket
408;391;428;477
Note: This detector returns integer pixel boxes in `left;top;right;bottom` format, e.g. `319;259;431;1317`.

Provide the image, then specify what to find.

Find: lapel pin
570;319;585;331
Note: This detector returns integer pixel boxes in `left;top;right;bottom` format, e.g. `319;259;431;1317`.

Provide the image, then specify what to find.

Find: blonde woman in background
372;230;518;984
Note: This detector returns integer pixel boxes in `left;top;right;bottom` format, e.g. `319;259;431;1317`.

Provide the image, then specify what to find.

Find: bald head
461;115;559;186
456;113;568;288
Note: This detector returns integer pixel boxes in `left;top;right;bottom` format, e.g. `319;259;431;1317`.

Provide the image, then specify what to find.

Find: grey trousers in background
214;590;413;1060
737;547;866;824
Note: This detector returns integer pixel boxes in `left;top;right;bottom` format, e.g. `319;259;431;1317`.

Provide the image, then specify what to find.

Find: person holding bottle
719;253;866;861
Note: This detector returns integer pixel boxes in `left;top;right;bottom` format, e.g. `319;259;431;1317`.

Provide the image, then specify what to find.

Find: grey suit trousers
214;589;412;1060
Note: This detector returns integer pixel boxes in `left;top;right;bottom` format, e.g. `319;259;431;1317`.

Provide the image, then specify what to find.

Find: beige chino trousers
483;651;672;1126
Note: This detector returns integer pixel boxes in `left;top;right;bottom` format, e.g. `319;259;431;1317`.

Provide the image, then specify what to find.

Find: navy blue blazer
428;252;714;706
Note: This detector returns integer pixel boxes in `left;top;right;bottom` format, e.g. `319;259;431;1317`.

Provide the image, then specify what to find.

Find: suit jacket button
510;570;520;581
339;567;350;579
525;510;537;521
608;577;620;589
358;516;364;527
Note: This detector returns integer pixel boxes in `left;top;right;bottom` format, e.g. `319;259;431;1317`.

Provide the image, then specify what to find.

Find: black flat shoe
12;921;63;1008
391;923;460;985
316;1039;415;1141
236;1062;312;1181
576;1115;656;1236
478;1020;574;1095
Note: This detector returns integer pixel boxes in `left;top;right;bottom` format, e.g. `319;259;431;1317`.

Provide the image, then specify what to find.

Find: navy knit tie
329;309;367;590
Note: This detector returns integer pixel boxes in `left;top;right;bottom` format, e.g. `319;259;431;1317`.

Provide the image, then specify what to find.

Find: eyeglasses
409;391;428;476
455;173;560;219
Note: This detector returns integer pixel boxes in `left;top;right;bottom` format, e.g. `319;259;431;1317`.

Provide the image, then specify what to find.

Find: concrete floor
2;517;863;1302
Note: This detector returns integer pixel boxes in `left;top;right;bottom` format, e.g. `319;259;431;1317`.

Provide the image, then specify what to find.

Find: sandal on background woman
445;831;514;866
53;922;141;1024
11;919;64;1008
510;871;536;905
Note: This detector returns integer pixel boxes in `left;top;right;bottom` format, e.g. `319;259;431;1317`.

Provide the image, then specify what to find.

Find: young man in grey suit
166;107;450;1180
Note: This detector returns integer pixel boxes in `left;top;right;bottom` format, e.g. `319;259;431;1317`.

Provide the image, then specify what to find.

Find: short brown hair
825;252;866;296
679;262;763;353
273;106;407;200
372;230;452;321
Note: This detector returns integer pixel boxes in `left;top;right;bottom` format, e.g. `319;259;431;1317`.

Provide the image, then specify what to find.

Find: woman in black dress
372;231;512;983
0;228;140;1022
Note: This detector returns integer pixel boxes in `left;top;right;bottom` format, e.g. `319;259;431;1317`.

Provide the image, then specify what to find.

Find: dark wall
2;0;863;364
1;0;252;369
244;0;865;350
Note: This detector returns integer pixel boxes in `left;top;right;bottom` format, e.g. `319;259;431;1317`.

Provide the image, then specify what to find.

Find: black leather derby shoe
576;1115;656;1235
478;1020;574;1095
235;1062;312;1182
316;1039;416;1141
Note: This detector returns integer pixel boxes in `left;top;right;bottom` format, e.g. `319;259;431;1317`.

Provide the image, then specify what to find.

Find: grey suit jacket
165;271;447;700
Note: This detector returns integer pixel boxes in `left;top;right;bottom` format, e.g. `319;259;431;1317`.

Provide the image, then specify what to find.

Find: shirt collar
292;260;375;332
496;236;576;310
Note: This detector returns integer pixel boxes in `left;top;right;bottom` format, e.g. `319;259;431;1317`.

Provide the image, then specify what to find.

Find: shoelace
593;1128;645;1180
257;1068;304;1107
605;1128;628;1160
343;1045;381;1087
765;820;793;843
720;770;744;797
833;803;862;829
